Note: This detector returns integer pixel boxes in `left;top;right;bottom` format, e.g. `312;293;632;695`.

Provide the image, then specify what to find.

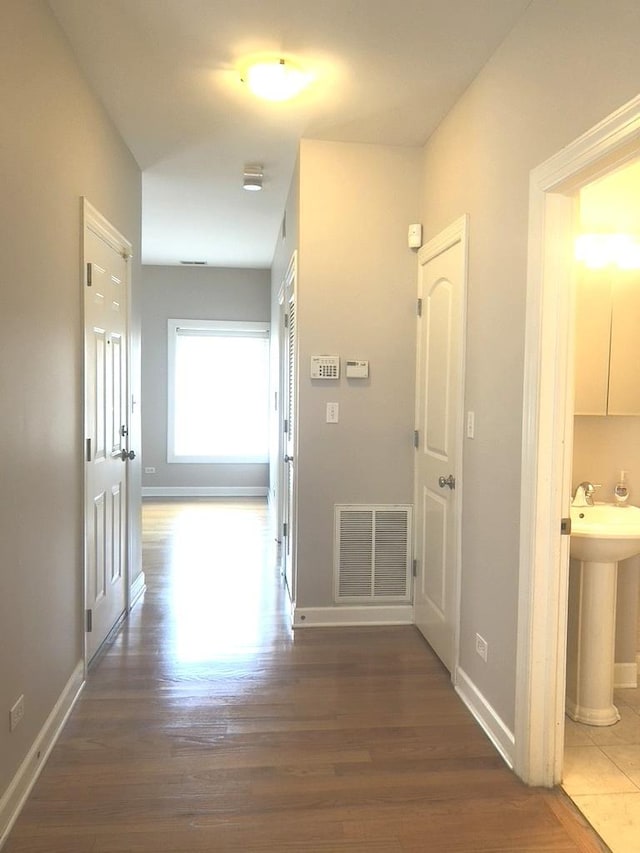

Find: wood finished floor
4;499;608;852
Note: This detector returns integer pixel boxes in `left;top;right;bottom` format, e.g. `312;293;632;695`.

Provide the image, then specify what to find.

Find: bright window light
575;234;640;270
168;320;270;463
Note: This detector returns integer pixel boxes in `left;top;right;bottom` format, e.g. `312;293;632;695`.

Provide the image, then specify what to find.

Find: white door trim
414;214;468;679
515;95;640;786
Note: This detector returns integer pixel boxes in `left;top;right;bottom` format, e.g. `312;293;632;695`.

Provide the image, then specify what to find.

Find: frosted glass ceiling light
243;165;263;192
242;58;310;102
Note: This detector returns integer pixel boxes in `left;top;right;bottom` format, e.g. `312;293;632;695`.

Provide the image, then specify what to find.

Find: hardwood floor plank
3;500;608;853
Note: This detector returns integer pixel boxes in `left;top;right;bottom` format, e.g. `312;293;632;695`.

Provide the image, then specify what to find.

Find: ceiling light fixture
243;165;263;192
241;57;310;102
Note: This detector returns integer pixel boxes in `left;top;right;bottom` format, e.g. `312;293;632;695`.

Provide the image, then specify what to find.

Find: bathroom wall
573;417;640;508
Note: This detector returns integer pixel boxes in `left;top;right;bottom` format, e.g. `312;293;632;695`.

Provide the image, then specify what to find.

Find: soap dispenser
614;470;630;504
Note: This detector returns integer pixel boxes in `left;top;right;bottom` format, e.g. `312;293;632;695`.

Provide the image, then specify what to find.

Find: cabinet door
574;268;611;416
608;270;640;415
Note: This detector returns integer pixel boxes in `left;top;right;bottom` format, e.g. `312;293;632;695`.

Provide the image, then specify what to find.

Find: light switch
466;411;475;439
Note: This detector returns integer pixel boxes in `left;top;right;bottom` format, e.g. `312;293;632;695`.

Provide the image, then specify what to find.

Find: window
168;319;270;463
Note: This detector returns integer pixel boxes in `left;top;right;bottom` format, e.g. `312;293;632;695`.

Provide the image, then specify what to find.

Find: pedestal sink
566;503;640;726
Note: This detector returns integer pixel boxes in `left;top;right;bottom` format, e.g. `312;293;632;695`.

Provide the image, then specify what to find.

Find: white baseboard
455;666;515;769
614;661;638;689
129;571;146;610
0;661;84;847
142;486;269;498
292;605;414;628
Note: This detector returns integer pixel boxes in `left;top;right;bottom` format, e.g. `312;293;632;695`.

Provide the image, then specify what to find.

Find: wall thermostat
345;360;369;378
310;355;340;379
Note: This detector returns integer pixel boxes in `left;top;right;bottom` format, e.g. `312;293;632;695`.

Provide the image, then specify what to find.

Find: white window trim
167;318;270;464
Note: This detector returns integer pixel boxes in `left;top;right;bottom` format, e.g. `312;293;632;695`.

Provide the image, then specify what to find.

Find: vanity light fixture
243;165;263;192
241;57;310;102
575;233;640;270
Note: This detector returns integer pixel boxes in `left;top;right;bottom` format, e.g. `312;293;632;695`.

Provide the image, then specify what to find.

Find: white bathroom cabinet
574;268;640;416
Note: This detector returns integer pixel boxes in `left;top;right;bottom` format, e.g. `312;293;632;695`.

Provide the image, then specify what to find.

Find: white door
84;202;132;661
414;218;467;673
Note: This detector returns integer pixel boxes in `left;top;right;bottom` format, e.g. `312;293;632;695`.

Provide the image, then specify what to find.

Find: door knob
120;449;136;461
438;474;455;489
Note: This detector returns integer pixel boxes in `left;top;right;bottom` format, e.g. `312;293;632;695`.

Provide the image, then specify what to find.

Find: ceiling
48;0;531;268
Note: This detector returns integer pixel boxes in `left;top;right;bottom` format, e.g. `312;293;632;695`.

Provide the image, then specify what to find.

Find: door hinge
417;298;422;317
283;419;288;435
283;522;288;539
284;312;289;328
561;517;572;535
414;429;419;449
86;438;91;462
86;262;92;287
412;559;418;578
86;609;93;632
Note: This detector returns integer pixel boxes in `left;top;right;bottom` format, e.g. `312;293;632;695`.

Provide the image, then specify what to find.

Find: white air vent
334;505;412;603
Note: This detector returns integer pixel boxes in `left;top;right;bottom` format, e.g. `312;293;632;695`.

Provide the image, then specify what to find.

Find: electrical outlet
144;466;156;474
10;695;24;731
326;402;339;423
475;633;488;662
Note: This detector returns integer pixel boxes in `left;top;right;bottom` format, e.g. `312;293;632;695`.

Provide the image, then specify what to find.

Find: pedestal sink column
566;558;620;726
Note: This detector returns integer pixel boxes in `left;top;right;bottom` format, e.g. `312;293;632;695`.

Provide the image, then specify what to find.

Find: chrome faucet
572;481;601;507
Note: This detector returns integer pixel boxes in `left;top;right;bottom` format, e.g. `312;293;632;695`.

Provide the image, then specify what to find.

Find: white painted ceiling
48;0;531;268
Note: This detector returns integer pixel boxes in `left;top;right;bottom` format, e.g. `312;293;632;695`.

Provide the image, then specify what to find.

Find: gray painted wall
419;0;640;731
140;265;271;492
295;140;421;608
0;0;141;800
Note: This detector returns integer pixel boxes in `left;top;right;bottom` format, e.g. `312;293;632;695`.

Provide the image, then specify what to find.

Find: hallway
4;500;606;852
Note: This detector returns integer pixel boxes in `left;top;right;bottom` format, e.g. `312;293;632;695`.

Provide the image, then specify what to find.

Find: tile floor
563;680;640;852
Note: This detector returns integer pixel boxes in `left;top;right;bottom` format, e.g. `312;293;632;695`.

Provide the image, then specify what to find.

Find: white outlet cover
326;402;339;423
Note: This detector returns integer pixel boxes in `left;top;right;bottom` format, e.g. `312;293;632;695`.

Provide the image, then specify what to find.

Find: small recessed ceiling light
241;57;310;102
243;165;263;192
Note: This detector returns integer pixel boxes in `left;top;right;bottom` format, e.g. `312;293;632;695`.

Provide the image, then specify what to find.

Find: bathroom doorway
515;95;640;789
561;159;640;849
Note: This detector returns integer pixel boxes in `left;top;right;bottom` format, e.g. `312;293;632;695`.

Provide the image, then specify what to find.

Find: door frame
515;95;640;786
414;215;469;678
82;198;134;668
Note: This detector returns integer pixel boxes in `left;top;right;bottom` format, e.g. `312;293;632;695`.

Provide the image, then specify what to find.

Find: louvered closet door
282;291;296;600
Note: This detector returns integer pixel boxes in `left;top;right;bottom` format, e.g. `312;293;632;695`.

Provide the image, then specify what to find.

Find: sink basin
570;503;640;562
